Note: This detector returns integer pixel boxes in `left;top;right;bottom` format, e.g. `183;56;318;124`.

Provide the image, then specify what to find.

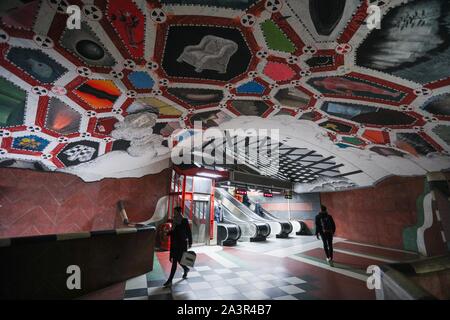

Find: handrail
116;201;151;227
117;201;129;225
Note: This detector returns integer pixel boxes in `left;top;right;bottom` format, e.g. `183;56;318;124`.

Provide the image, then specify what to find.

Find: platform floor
123;236;420;300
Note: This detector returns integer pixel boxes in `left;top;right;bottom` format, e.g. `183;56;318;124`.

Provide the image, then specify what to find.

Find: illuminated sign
263;191;273;198
236;188;247;195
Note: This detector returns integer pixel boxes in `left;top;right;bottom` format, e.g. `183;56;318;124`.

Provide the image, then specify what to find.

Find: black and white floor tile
124;265;310;300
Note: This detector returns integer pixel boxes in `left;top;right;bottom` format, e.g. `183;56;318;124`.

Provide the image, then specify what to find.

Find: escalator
217;222;241;246
215;188;296;239
221;205;267;242
255;204;308;236
256;206;293;238
215;188;270;242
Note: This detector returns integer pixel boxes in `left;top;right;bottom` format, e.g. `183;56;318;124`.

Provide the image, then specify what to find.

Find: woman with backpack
315;205;336;266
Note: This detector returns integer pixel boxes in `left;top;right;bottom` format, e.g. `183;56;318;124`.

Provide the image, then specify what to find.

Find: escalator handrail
216;188;272;223
221;204;247;223
259;206;284;222
249;199;292;223
221;204;259;227
221;204;257;238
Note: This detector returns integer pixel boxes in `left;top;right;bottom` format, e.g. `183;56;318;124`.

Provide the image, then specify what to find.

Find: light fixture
197;172;222;179
263;190;273;197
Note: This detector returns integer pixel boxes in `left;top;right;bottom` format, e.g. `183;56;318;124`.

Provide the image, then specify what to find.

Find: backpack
320;215;334;233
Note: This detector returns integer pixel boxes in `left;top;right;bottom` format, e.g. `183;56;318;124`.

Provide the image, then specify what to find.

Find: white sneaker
326;258;330;262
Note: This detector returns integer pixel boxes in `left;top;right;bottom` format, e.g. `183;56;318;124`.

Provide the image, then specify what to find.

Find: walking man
315;205;336;266
163;206;192;287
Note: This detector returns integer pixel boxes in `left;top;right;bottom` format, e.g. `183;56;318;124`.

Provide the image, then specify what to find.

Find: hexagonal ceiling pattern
0;0;449;190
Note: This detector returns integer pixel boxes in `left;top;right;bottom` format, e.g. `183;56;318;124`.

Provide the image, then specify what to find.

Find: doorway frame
167;168;217;244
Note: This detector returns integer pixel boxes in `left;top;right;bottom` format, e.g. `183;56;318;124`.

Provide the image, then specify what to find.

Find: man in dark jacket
315;205;336;266
164;207;193;287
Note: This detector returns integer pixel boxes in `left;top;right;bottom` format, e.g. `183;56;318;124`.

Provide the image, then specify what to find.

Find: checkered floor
124;264;314;300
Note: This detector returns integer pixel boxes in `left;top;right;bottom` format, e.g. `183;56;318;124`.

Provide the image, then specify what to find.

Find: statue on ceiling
111;103;164;157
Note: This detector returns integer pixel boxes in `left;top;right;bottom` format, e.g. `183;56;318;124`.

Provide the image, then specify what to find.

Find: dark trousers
321;232;333;259
167;259;189;282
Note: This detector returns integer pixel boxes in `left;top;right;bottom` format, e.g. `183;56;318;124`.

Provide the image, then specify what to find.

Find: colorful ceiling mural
0;0;449;189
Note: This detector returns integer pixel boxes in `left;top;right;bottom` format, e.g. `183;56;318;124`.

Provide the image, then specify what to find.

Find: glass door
191;194;210;246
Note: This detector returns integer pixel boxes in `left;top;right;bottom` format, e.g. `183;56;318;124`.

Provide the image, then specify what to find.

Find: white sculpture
177;35;238;73
111;112;163;157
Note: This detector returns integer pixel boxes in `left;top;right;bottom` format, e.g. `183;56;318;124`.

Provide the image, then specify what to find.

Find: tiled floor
125;264;311;300
124;236;419;300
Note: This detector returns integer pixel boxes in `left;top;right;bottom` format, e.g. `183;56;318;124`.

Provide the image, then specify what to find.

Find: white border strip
266;237;347;257
333;248;398;264
288;255;368;282
342;240;418;255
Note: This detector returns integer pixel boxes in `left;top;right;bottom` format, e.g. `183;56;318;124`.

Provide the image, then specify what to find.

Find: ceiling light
197;172;222;179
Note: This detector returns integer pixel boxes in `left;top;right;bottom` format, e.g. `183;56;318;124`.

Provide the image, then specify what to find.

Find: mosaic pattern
162;25;252;81
264;62;296;82
159;0;259;9
307;76;407;102
422;94;450;116
59;22;116;67
57;141;99;167
396;133;437;156
0;78;26;128
319;120;354;134
236;81;266;94
231;100;271;116
357;0;450;84
45;98;81;135
12;135;49;152
167;88;224;107
190;110;232;127
0;0;448;185
432;125;450;145
107;0;146;59
138;98;183;117
0;1;40;31
260;20;296;53
321;102;417;126
309;0;346;36
6;47;67;84
128;71;155;89
274;88;310;109
74;80;121;110
95;117;119;135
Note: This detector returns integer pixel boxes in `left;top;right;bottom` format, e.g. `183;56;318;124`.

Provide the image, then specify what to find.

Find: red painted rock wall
0;168;171;238
321;176;425;249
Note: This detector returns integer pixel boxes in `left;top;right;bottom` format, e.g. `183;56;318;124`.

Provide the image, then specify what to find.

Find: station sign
263;191;273;198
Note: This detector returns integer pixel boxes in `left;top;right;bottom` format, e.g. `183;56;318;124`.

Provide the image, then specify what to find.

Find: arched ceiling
0;0;449;190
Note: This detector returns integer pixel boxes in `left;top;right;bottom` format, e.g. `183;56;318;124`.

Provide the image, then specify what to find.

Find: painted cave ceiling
0;0;450;191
